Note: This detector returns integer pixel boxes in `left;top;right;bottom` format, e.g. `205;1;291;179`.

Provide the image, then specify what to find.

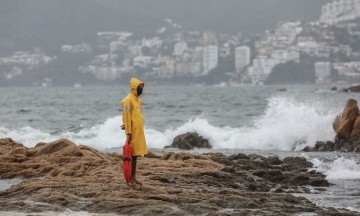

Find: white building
202;45;218;75
235;46;251;72
248;56;280;84
271;49;300;63
61;43;92;54
128;45;142;57
142;37;163;48
173;42;188;56
320;0;360;24
315;62;332;84
133;56;152;68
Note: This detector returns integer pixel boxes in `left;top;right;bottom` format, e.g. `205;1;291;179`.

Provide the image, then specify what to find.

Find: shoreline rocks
340;84;360;93
305;98;360;152
0;138;357;215
166;132;211;150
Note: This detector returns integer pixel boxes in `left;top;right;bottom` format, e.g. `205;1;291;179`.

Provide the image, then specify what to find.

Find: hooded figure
121;77;148;156
121;77;148;187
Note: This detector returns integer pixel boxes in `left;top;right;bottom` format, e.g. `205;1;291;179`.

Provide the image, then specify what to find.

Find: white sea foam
0;97;337;151
311;157;360;180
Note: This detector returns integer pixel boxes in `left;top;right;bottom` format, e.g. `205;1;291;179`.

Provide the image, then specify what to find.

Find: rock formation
167;132;211;150
305;99;360;152
0;138;357;215
333;99;359;140
340;84;360;92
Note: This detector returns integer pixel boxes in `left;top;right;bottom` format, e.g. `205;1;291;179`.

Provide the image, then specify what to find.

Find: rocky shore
0;138;358;215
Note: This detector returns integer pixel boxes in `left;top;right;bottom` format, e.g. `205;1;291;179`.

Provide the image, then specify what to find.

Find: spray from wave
311;156;360;180
0;97;338;151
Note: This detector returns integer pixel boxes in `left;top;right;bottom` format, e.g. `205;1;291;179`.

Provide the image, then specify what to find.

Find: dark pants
131;156;137;179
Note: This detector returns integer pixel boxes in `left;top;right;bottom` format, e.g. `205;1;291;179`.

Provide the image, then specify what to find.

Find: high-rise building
235;46;251;72
203;45;218;75
315;62;332;84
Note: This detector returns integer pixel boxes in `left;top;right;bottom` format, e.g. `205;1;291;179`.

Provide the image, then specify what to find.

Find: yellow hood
130;77;144;96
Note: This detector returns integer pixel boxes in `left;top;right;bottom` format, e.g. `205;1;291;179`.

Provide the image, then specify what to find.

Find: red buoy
122;140;132;183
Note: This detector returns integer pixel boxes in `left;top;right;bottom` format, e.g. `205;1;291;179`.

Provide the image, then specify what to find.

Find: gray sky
0;0;330;52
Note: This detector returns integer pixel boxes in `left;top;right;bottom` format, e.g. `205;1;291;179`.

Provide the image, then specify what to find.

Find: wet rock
310;178;330;187
170;132;211;150
350;117;360;138
343;84;360;92
144;151;161;159
34;139;77;156
0;138;24;156
333;99;359;140
290;173;310;185
8;147;28;156
228;153;250;160
0;138;351;215
249;154;266;161
283;157;313;168
265;156;282;165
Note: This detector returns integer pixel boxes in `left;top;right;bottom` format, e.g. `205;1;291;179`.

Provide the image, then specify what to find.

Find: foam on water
311;156;360;180
0;97;337;151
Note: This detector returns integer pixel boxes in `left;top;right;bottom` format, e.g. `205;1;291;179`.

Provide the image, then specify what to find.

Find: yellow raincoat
121;77;148;156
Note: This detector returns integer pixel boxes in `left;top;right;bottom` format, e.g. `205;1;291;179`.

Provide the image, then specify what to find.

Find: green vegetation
265;61;315;84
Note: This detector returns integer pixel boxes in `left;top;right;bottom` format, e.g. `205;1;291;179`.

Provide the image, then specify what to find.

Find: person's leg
131;156;142;185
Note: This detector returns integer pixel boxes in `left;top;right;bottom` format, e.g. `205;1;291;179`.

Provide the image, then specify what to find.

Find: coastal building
270;49;300;63
315;62;332;84
83;66;121;81
61;44;92;54
202;45;218;75
333;62;360;82
141;37;163;48
235;46;251;72
133;56;152;68
320;0;360;24
173;42;188;56
176;62;202;77
247;56;280;84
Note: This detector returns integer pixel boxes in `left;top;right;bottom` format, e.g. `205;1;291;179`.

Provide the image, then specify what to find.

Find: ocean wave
0;96;338;151
311;156;360;180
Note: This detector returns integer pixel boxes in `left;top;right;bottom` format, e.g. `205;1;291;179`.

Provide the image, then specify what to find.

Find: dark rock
331;86;337;91
265;156;282;165
253;170;266;177
178;141;193;150
170;132;211;150
314;141;335;151
310;178;330;187
249;154;266;161
228;153;250;160
277;88;287;92
283;157;313;168
345;85;360;92
144;151;161;159
291;173;310;185
149;176;171;183
221;166;236;173
161;152;174;160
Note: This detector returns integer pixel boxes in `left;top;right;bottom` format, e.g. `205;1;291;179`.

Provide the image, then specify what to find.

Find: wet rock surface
0;138;358;215
167;132;211;150
305;99;360;152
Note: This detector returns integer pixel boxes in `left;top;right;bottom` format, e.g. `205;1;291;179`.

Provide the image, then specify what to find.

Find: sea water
0;84;359;212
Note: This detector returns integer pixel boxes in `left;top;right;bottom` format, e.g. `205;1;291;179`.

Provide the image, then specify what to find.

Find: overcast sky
0;0;331;52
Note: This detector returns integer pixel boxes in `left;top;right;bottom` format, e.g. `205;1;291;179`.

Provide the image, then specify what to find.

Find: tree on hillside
265;61;315;84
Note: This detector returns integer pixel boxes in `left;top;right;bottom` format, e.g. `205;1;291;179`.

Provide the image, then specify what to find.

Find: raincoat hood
130;77;144;96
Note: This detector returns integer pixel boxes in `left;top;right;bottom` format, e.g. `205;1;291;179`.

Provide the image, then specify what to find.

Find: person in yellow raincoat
121;77;148;187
